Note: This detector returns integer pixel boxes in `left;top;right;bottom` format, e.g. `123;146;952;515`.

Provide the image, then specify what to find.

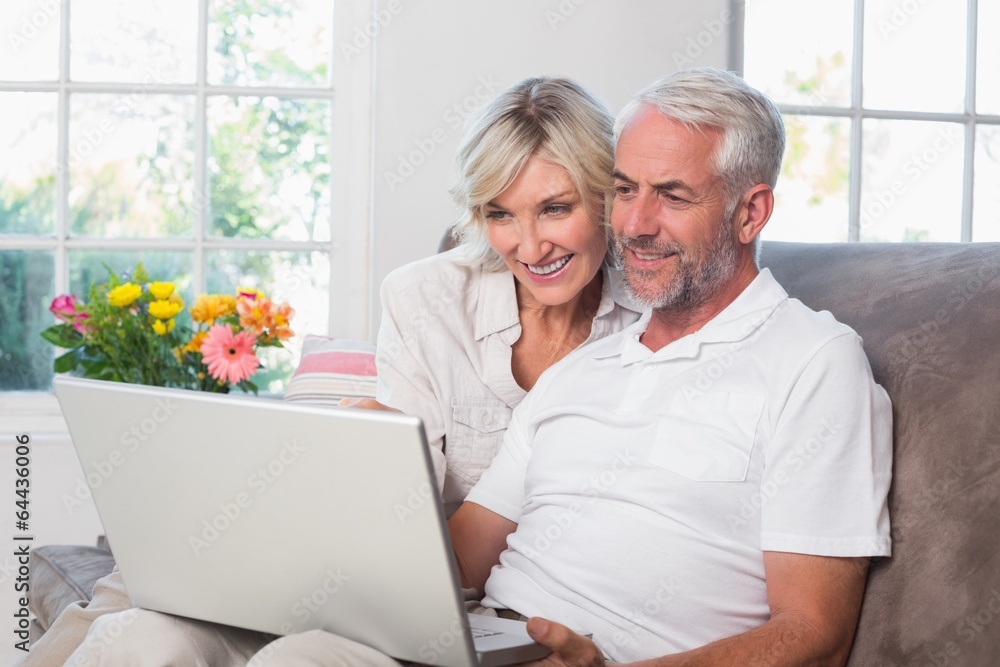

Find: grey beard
615;220;741;312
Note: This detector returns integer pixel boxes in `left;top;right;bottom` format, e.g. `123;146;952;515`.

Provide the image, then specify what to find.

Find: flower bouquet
41;263;294;394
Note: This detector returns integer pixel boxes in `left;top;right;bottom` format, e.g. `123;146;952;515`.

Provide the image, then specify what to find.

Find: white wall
363;0;732;334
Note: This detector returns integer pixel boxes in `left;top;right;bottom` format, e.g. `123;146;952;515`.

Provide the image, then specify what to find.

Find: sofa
29;241;1000;665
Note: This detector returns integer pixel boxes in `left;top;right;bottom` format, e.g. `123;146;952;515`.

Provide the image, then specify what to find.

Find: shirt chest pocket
449;398;513;485
649;392;764;482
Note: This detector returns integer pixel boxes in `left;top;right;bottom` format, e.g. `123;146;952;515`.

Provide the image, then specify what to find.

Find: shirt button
482;414;492;426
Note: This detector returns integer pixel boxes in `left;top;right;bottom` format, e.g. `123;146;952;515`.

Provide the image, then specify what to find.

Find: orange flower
190;294;236;324
237;296;295;342
183;331;209;354
271;303;295;341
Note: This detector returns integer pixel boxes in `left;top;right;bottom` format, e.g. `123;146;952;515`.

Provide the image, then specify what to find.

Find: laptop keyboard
471;628;502;639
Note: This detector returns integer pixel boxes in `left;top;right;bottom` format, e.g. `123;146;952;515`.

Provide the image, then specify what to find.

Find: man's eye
614;185;633;197
664;193;686;204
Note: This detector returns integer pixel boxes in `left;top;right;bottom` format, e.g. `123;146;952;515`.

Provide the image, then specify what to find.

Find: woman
21;76;642;666
347;76;641;515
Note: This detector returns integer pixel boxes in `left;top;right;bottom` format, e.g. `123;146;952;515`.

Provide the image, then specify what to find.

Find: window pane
860;119;964;242
0;0;61;80
70;0;198;83
0;250;55;391
206;249;329;393
208;0;333;87
0;92;57;235
69;93;196;238
863;0;966;113
743;0;853;107
978;1;1000;115
973;126;1000;241
207;96;331;241
763;115;850;243
69;251;193;303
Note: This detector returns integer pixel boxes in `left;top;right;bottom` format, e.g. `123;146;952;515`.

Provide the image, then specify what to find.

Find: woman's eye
544;204;570;215
485;210;509;221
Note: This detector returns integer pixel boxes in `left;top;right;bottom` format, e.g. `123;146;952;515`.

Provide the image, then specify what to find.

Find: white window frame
0;0;377;434
732;0;1000;242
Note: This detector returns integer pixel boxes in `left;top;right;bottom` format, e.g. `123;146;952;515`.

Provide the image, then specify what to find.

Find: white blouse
375;248;642;516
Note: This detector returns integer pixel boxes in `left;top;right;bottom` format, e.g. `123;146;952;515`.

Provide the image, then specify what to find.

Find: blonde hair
449;77;615;271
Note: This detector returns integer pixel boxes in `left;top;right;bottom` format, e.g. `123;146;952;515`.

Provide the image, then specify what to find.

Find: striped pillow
283;335;377;406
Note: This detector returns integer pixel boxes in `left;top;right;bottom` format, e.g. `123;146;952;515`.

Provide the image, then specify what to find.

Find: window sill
0;392;68;436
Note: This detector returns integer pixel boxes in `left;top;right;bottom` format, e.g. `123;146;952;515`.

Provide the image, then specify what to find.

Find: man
438;67;893;666
64;68;894;666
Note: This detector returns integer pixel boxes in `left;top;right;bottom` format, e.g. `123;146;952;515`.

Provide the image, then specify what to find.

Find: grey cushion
29;545;116;632
760;242;1000;666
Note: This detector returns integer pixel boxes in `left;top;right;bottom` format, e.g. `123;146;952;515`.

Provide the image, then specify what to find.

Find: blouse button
482;414;492;426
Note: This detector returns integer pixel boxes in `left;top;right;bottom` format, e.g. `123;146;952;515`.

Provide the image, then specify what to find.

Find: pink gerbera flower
200;324;260;385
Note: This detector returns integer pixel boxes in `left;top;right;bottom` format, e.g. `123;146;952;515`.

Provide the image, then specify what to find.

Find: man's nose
615;193;659;239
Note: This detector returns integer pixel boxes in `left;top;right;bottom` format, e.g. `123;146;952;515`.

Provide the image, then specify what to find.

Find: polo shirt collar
607;269;789;366
474;265;520;341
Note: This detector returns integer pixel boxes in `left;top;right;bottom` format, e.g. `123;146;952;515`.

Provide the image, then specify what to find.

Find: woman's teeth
527;255;572;275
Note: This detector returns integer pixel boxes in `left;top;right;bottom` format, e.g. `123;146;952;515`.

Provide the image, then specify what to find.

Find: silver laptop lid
54;375;482;667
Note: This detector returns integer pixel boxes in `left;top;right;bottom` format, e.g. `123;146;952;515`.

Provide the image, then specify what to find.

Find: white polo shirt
466;268;893;663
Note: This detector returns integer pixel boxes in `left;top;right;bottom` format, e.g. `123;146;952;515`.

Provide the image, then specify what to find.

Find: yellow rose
152;318;175;336
148;282;175;300
148;300;183;320
107;283;142;307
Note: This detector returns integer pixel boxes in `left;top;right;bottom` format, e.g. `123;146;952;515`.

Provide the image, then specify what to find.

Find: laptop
53;375;550;667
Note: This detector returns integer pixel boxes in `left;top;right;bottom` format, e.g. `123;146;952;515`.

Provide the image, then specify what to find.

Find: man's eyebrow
612;171;697;197
651;179;696;196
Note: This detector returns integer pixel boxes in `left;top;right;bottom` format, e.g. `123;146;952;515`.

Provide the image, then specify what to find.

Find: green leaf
40;325;85;349
80;358;109;375
53;349;81;373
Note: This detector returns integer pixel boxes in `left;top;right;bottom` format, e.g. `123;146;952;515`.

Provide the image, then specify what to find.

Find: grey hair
448;76;616;271
614;68;785;261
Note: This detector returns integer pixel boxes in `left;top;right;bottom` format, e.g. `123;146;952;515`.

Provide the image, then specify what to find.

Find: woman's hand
337;397;401;412
519;617;608;667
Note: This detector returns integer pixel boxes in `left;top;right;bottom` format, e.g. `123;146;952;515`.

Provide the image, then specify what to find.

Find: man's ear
734;184;774;246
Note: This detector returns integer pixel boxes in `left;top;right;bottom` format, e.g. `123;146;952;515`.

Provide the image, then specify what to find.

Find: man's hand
519;617;606;667
337;397;401;412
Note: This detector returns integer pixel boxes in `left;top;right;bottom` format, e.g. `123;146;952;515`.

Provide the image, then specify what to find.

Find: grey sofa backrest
760;241;1000;666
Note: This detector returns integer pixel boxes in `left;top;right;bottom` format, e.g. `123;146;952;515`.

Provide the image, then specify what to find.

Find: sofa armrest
29;545;117;633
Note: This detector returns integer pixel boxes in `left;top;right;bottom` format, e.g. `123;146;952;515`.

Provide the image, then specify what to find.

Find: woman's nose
517;221;553;263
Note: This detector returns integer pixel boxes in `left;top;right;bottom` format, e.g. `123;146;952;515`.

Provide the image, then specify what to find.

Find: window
0;0;344;396
738;0;1000;243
